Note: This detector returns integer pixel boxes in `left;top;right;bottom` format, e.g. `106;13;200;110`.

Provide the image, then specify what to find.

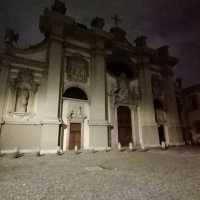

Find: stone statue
91;17;105;29
51;0;66;15
130;80;142;105
15;88;30;113
155;109;167;124
151;75;164;99
114;73;129;104
13;69;38;113
154;99;167;124
4;28;19;46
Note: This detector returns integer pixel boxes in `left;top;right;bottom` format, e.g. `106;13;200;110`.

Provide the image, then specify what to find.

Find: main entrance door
158;125;166;144
117;106;133;146
69;123;81;150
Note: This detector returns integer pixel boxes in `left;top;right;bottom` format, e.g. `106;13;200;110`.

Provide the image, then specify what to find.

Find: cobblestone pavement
0;146;200;200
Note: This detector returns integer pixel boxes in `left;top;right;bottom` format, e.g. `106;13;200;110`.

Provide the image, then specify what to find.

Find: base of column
167;126;184;145
40;124;59;153
141;125;160;147
89;125;108;150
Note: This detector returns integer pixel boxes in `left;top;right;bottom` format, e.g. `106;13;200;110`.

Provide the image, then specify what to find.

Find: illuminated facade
0;1;184;153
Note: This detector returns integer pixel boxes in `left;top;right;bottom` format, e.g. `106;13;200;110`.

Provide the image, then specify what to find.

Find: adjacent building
178;84;200;144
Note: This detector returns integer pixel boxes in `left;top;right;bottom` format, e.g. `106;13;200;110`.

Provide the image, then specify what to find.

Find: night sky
0;0;200;87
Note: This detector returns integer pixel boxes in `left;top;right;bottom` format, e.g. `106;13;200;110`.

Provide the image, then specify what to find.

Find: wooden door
117;106;133;147
69;123;81;150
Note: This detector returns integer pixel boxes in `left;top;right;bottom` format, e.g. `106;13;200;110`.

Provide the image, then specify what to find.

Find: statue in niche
151;75;167;123
114;73;129;104
154;99;167;124
151;75;164;99
67;56;89;83
14;69;38;113
131;81;141;105
15;88;30;113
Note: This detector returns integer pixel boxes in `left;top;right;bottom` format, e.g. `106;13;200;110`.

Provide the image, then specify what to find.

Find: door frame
63;119;84;151
115;105;134;147
69;122;82;150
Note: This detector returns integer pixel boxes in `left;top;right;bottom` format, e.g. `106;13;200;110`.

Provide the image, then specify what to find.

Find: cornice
0;54;47;70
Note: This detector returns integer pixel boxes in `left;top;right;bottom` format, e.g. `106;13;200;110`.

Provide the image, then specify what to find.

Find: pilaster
164;75;184;145
40;37;63;152
139;66;160;147
89;44;108;149
0;65;9;123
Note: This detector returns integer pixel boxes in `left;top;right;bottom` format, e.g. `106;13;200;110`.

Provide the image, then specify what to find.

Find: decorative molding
66;103;87;122
1;54;47;70
88;120;110;126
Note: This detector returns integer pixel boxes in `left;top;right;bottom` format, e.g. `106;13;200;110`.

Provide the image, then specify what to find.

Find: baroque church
0;1;184;153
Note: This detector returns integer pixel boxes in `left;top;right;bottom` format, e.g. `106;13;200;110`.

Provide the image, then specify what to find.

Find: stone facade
0;1;184;153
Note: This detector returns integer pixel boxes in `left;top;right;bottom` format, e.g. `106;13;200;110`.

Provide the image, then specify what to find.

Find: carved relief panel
66;55;89;83
66;102;87;122
108;73;140;106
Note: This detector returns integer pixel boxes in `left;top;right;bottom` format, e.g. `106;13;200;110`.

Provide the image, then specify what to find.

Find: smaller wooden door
158;125;166;144
117;106;133;147
69;123;81;150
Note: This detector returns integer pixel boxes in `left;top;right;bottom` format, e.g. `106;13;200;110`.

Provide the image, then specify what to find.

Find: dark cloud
0;0;200;87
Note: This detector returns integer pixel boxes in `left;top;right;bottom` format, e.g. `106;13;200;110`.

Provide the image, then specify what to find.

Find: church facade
0;1;184;153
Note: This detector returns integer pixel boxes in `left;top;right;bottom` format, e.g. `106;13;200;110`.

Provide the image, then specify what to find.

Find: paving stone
0;147;200;200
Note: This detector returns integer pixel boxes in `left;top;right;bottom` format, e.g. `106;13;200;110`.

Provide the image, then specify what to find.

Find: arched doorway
117;106;133;146
62;87;88;150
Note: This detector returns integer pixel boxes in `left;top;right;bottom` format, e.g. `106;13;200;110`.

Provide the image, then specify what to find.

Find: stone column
132;106;140;148
131;106;136;146
0;65;9;124
164;75;184;145
89;44;108;149
0;65;9;151
139;66;160;147
137;106;144;149
40;37;63;153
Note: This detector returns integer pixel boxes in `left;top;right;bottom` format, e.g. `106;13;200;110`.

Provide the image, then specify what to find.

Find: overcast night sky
0;0;200;87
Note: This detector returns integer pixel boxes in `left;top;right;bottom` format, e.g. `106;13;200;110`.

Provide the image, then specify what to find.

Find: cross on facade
111;14;122;27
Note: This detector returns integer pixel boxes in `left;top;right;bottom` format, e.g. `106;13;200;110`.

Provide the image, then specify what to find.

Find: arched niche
63;87;88;100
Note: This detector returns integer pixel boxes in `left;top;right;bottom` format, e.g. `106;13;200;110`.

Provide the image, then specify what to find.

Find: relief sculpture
67;56;89;83
67;103;86;121
15;88;30;113
114;73;129;104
